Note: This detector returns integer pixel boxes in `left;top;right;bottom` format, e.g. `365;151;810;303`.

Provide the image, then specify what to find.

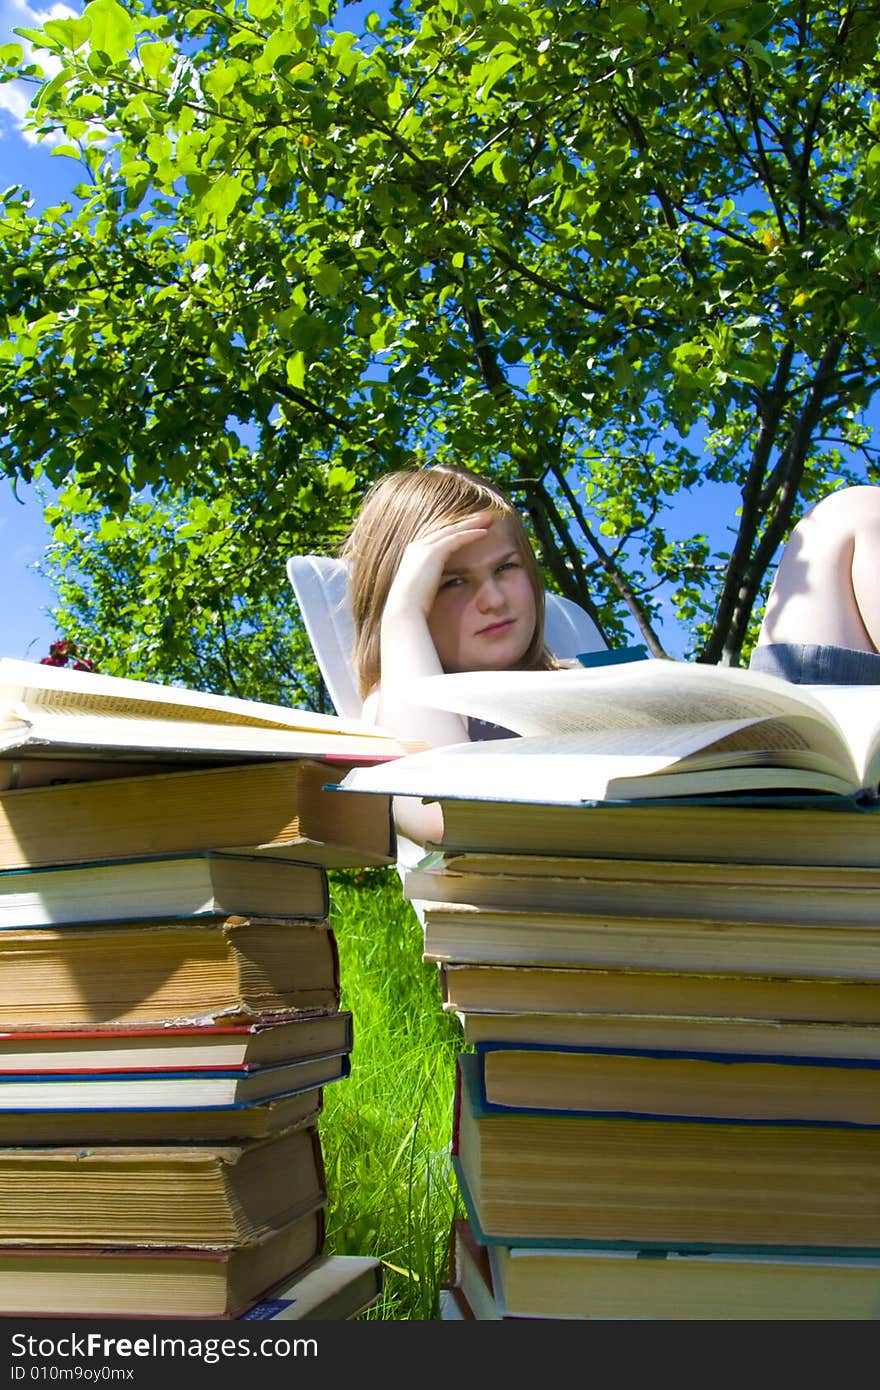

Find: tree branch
533;467;668;655
700;340;796;661
705;335;846;663
461;300;508;394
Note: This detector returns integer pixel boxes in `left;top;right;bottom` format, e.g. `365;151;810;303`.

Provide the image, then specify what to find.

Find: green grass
320;867;467;1320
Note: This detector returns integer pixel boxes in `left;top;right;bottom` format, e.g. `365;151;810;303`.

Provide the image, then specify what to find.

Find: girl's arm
367;514;495;845
375;514;494;749
360;688;446;845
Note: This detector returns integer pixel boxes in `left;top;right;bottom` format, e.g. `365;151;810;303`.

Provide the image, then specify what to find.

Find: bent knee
800;485;880;536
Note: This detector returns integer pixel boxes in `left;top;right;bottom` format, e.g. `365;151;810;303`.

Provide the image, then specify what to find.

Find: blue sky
0;1;77;660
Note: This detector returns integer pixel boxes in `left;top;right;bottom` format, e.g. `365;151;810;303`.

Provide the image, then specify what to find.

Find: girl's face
426;515;538;673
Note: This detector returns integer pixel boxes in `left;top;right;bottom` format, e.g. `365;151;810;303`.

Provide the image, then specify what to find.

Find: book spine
328;929;341;996
318;866;330;919
451;1057;463;1157
308;1121;327;1197
448;1219;460;1286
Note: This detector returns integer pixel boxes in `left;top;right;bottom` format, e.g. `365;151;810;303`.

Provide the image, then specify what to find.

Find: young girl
341;465;559;839
343;468;880;835
750;484;880;683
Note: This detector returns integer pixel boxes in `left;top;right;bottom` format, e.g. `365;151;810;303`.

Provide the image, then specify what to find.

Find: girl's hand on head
375;511;494;755
383;513;495;621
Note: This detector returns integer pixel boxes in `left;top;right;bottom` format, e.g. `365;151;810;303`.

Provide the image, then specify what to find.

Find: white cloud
0;0;80;146
0;79;30;126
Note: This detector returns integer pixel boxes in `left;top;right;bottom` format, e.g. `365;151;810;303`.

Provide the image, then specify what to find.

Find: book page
340;716;858;804
0;659;385;738
683;716;856;778
798;685;880;786
404;660;846;739
0;712;413;760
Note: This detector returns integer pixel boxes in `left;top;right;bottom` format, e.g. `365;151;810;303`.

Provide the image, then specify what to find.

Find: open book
339;659;880;804
0;658;418;783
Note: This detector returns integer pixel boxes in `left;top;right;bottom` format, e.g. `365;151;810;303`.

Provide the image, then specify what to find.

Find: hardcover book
0;656;417;780
461;1008;880;1063
0;1085;323;1147
343;661;880;802
474;1040;880;1125
0;916;341;1026
440;1220;552;1322
421;899;880;976
425;796;880;867
0;1209;326;1319
0;1013;351;1073
406;851;880;928
0;759;395;871
0;1055;351;1111
241;1254;384;1322
452;1052;880;1252
446;1217;502;1321
439;962;880;1028
0;852;329;929
0;1124;326;1247
456;1214;880;1321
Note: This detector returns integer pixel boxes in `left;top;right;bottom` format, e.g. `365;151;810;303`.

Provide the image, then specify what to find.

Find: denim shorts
749;642;880;685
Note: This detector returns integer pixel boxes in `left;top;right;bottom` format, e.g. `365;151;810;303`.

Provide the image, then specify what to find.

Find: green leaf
310;260;342;296
33;65;73;111
327;464;356;493
203;62;240;99
286;351;306;388
138;41;175;80
258;28;305;73
97;516;127;542
42;17;92;51
248;0;282;19
330;31;359;76
199;173;244;227
83;0;136;61
472;51;519;100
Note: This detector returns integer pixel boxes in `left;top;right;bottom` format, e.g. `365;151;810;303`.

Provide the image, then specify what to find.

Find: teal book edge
576;646;649;668
453;1054;880;1257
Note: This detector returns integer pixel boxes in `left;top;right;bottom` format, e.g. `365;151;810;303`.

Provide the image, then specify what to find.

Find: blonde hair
341;465;554;699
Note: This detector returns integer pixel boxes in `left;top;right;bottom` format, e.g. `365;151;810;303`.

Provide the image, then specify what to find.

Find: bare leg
756;486;880;653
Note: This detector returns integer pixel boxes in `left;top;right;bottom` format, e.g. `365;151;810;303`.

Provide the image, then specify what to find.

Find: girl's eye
497;560;520;574
439;576;463;590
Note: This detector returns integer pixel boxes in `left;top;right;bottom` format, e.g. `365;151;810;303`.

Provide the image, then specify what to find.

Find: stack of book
340;659;880;1319
0;658;411;1319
